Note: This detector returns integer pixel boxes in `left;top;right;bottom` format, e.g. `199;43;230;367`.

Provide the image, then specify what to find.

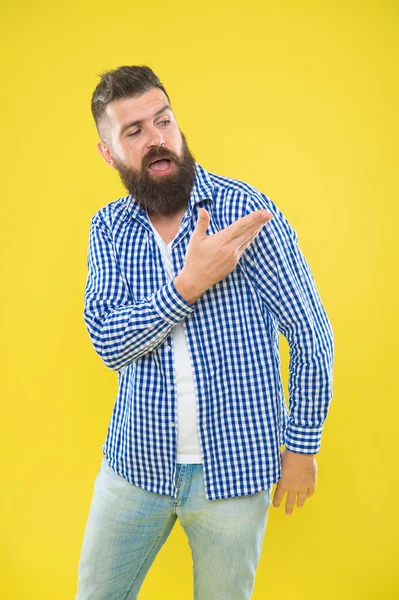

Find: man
76;65;334;599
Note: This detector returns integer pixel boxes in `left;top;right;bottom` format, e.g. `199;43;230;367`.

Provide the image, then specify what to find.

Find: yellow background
1;0;398;598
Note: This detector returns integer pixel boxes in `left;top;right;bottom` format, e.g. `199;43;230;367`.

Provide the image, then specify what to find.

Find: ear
97;141;118;170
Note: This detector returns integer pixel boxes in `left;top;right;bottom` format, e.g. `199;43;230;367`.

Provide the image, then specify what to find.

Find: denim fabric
76;455;272;599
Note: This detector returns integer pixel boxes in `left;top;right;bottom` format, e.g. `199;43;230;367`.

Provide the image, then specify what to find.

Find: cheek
122;143;144;168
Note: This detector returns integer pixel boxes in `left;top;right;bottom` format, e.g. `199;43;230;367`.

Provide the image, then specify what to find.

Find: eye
128;129;141;137
159;119;170;126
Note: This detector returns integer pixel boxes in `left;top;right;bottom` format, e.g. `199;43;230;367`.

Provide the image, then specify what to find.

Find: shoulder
205;167;284;225
89;195;131;235
207;168;264;198
203;166;297;244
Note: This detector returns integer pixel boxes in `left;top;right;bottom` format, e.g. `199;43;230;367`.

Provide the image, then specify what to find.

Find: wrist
174;271;204;304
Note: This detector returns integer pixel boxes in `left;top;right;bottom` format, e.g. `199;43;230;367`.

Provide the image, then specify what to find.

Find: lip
147;159;174;176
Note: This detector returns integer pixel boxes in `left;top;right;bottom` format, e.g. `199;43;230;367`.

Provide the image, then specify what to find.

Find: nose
146;124;165;148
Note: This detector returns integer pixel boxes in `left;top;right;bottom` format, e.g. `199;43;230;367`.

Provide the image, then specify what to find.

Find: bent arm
83;215;195;371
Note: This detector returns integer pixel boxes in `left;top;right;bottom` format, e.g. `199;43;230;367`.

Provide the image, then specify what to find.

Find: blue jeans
76;455;272;599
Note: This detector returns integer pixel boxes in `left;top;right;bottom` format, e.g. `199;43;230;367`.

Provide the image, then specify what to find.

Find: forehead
105;88;171;129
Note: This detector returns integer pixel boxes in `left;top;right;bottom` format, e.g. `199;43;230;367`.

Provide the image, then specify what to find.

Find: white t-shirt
146;212;203;463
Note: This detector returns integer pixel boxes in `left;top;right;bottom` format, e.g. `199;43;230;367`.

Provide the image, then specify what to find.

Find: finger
297;490;308;508
307;484;316;498
234;216;273;247
272;484;286;507
236;230;259;256
285;491;297;516
193;208;210;236
236;217;272;255
222;210;273;242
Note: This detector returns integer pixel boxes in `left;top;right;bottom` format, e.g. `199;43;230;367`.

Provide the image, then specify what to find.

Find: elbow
315;325;334;369
309;313;334;368
101;354;122;372
325;318;334;369
84;323;125;371
98;343;134;371
87;339;122;371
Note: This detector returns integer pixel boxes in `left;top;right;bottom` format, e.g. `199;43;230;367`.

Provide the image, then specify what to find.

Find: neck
147;203;188;222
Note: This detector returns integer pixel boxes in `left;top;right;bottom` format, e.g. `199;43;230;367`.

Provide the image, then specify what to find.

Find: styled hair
91;65;171;139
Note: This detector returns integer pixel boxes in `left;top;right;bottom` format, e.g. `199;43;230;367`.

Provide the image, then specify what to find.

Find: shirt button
165;345;171;351
170;421;175;427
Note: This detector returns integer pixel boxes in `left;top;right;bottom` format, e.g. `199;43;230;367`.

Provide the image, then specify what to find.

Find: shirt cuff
284;422;324;454
151;280;196;324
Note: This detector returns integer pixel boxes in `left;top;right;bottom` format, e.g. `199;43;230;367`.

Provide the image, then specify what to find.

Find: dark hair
91;65;171;139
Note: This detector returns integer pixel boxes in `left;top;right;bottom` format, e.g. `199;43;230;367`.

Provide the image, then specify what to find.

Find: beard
113;130;197;216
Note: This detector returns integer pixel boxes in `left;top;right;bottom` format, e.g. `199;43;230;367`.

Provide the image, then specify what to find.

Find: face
97;88;197;216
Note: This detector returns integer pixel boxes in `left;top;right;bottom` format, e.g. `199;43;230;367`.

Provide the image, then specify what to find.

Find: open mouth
148;158;173;173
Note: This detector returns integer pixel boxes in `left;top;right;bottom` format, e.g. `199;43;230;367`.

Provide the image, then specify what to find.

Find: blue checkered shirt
83;162;334;500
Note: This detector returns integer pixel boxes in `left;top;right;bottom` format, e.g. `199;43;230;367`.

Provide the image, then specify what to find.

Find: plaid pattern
83;163;334;500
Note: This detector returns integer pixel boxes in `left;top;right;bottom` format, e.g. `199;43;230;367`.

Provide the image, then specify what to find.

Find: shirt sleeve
242;193;334;454
83;213;196;371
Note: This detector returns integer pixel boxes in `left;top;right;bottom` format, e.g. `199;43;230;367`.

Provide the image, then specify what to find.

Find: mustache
143;146;179;170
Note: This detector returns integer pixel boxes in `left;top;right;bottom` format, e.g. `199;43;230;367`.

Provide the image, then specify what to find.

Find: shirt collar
124;162;214;221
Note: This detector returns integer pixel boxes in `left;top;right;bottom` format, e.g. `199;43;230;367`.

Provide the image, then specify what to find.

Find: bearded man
75;64;334;600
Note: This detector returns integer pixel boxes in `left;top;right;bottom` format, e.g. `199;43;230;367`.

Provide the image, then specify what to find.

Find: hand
174;207;273;303
272;449;318;516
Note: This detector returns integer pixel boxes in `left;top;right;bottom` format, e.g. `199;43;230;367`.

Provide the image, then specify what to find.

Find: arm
242;193;334;454
83;214;196;371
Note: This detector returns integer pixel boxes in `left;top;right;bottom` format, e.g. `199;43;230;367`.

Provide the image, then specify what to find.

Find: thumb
194;207;210;237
